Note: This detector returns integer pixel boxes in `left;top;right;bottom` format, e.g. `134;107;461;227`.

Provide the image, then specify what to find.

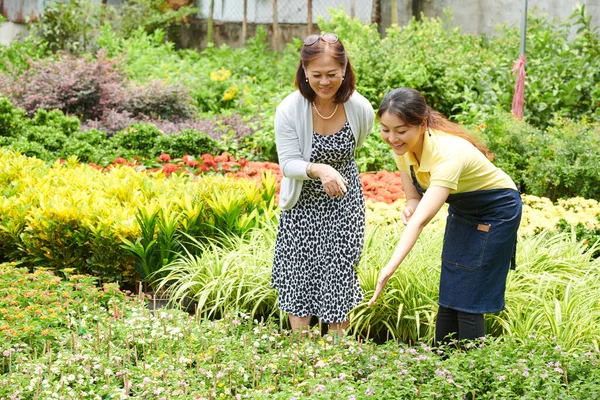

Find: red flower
113;157;128;165
187;159;200;168
238;158;248;167
159;153;171;162
162;163;178;175
214;154;228;163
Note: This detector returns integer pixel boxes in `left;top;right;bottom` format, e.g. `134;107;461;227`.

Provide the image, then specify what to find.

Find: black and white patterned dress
271;121;365;324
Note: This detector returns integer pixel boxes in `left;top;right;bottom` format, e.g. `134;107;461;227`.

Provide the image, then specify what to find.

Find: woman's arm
368;184;450;306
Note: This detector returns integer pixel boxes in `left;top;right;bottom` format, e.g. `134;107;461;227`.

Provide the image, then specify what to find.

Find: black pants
435;305;485;345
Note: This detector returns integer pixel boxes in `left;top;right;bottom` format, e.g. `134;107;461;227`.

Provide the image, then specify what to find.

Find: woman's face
380;111;425;157
304;52;345;102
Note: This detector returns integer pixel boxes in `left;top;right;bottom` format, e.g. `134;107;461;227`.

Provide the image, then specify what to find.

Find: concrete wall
0;21;27;46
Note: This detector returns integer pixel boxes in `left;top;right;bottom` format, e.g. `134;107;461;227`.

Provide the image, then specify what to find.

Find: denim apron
410;166;522;314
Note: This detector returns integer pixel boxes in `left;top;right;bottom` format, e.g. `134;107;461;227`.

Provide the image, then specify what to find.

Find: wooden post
207;0;215;45
272;0;279;50
391;0;398;25
242;0;248;44
350;0;355;18
307;0;313;35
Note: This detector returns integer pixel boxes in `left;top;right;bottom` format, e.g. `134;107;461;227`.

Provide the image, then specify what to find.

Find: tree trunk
272;0;279;50
371;0;381;26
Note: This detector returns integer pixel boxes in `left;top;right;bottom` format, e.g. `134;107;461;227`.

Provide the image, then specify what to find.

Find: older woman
271;33;374;336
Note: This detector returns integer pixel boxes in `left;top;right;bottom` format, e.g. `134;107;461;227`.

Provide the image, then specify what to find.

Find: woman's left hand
367;264;397;306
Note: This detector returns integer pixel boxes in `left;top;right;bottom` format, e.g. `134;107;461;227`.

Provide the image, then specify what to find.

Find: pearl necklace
312;102;338;120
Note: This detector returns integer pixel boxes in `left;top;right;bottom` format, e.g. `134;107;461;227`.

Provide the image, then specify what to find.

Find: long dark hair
378;88;494;161
295;38;356;104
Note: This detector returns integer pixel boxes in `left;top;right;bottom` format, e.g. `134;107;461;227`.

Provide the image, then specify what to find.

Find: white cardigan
274;90;375;210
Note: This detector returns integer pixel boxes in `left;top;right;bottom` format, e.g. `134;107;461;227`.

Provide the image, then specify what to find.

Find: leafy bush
61;129;117;164
121;80;195;120
0;54;124;120
0;97;26;137
111;123;162;156
152;129;219;158
27;0;197;56
521;117;600;200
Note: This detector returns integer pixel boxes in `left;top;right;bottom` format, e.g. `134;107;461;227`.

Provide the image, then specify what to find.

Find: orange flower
158;153;171;162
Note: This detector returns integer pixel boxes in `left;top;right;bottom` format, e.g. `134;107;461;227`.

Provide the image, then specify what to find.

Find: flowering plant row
97;152;404;204
1;262;599;399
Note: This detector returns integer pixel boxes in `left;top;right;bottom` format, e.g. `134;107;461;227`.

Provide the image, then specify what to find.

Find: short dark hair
295;37;356;104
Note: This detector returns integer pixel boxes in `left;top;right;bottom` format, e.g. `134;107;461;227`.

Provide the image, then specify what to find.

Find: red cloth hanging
511;54;526;120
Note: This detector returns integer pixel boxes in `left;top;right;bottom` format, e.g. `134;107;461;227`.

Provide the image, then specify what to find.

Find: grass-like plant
152;219;600;349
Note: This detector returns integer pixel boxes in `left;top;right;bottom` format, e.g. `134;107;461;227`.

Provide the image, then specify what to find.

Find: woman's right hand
311;163;348;199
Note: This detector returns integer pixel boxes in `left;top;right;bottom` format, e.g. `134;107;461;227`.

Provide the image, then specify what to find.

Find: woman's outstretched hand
367;264;397;306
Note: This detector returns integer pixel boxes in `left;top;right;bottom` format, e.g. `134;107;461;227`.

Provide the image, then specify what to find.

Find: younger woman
368;87;522;344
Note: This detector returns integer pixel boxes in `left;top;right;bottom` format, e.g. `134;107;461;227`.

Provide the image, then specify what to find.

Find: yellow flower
223;85;239;101
210;67;231;82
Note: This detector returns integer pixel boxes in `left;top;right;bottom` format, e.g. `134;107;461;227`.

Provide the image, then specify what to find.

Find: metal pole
520;0;528;55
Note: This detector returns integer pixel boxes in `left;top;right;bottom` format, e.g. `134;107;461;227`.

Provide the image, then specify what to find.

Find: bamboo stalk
307;0;313;35
242;0;248;44
272;0;279;50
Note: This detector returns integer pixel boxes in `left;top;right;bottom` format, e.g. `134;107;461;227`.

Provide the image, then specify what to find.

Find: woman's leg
328;320;349;337
435;306;459;345
456;310;485;340
289;314;311;334
436;306;485;345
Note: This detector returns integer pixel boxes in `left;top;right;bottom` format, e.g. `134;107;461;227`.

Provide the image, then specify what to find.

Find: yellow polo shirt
394;129;517;194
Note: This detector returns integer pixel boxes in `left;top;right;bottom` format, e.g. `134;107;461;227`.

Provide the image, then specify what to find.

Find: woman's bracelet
306;162;316;179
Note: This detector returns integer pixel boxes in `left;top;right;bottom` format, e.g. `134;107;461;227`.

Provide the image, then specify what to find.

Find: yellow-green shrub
0;150;276;282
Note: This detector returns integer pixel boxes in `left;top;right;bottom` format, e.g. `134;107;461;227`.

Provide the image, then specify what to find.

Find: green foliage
112;123;162;155
1;265;599;397
27;0;197;56
0;36;48;75
61;129;116;164
475;111;600;201
28;0;106;55
475;109;541;192
556;216;600;259
0;97;26;137
152;129;218;158
521;117;600;200
355;132;397;172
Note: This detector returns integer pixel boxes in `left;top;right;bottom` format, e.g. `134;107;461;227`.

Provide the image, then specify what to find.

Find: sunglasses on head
303;33;339;46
